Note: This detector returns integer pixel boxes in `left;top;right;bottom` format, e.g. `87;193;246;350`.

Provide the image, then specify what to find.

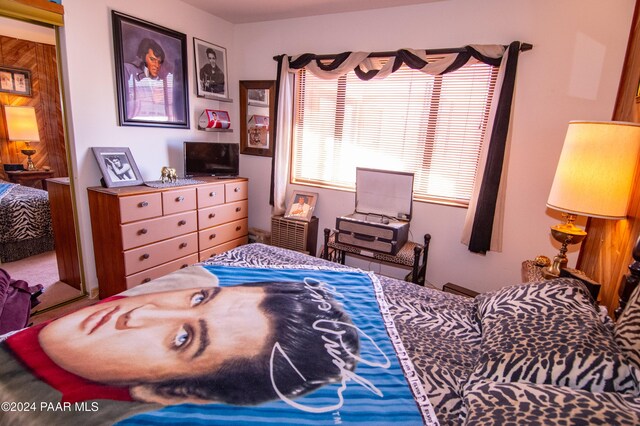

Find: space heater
270;216;318;256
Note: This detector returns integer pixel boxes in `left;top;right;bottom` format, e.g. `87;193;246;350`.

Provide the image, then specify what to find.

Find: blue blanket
0;264;435;425
119;265;434;425
0;182;16;201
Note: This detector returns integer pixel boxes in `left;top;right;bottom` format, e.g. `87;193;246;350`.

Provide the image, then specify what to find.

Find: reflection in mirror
0;14;85;318
239;80;275;157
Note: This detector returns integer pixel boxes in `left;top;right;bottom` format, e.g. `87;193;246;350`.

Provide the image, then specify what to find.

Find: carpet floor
0;250;87;317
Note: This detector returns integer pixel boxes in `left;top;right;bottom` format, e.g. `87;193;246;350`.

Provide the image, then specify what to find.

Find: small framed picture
247;89;268;107
193;37;229;100
92;147;143;188
284;191;318;222
0;66;32;96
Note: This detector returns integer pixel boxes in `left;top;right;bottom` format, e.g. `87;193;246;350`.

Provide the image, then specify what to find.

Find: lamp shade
546;121;640;219
4;105;40;142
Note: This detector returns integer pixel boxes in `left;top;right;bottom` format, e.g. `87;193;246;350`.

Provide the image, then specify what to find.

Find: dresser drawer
124;232;198;275
225;181;248;202
197;183;225;208
119;193;162;223
162;188;196;215
199;236;248;262
121;211;197;250
125;253;199;289
198;218;248;250
198;200;248;229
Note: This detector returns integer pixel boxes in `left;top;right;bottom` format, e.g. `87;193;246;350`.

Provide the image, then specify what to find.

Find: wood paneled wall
577;0;640;314
0;35;66;178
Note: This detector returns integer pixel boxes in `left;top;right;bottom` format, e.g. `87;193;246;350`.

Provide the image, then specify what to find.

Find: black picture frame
92;147;144;188
193;37;229;101
0;66;32;96
112;10;189;128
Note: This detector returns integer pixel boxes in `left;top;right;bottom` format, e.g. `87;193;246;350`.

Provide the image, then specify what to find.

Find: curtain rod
273;43;533;61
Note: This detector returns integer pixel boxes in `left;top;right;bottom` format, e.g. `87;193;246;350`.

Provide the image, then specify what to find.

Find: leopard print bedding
208;244;640;425
0;182;54;263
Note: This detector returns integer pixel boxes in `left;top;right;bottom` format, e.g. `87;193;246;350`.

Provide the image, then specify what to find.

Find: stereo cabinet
88;177;248;298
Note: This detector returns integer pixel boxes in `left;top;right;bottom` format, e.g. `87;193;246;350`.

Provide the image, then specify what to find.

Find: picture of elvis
3;274;360;407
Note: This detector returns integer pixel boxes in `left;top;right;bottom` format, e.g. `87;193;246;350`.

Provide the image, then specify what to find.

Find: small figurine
160;166;177;183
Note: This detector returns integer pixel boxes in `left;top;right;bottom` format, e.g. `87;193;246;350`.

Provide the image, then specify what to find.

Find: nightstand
6;170;55;190
521;260;601;300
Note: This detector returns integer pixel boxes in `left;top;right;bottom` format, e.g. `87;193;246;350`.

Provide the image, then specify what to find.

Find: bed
0;181;54;263
1;242;640;425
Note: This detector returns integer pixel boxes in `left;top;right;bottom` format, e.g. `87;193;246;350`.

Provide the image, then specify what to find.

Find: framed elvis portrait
284;191;318;222
193;38;229;101
92;147;143;188
0;66;31;96
112;11;189;128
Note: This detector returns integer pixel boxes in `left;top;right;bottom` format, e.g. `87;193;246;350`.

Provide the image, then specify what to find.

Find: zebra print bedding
208;244;640;425
472;279;636;393
0;182;54;263
616;283;640;372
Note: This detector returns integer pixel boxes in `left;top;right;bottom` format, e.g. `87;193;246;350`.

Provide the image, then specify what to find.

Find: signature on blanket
271;278;391;413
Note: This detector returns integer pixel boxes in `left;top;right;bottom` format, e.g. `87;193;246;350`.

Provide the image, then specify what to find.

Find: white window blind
291;59;498;206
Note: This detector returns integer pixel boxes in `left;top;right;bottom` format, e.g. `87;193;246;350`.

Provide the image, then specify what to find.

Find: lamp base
543;214;587;278
21;149;36;171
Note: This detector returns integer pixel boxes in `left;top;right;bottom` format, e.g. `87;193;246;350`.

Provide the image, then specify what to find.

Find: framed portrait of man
112;11;189;129
193;38;229;101
284;191;318;222
92;147;143;188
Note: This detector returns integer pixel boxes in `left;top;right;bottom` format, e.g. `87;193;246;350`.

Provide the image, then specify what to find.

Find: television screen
184;142;239;177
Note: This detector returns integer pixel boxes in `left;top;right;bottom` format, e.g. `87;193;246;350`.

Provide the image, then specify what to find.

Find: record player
335;168;414;255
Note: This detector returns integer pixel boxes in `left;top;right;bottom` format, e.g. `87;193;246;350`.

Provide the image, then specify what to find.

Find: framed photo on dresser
92;147;143;188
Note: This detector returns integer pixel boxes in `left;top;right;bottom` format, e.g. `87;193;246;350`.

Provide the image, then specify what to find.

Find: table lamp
544;121;640;278
4;105;40;171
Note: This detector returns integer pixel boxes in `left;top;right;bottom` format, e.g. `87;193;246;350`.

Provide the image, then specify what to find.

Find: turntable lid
355;168;414;221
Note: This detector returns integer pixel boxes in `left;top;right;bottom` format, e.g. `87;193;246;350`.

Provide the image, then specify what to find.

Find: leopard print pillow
470;279;637;393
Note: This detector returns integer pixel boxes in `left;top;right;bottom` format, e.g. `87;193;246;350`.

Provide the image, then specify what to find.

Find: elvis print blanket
0;264;436;425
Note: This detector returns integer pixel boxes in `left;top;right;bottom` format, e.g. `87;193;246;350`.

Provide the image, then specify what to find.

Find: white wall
232;0;635;292
57;0;634;296
59;0;238;296
0;16;55;44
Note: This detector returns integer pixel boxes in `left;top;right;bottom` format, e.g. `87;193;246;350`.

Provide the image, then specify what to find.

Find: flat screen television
184;142;239;177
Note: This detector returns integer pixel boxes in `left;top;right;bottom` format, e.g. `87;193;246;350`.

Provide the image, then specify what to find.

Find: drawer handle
235;207;241;212
176;196;184;202
209;213;216;219
209;191;216;197
236;226;242;231
234;187;240;193
178;220;187;226
138;228;148;235
141;253;150;260
209;233;217;240
181;264;189;269
142;278;151;283
179;242;188;249
139;201;149;208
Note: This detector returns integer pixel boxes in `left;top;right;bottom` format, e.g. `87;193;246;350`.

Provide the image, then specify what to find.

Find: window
291;58;498;206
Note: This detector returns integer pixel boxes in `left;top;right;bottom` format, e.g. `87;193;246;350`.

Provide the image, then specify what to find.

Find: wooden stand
47;178;81;289
323;228;431;285
6;170;55;190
